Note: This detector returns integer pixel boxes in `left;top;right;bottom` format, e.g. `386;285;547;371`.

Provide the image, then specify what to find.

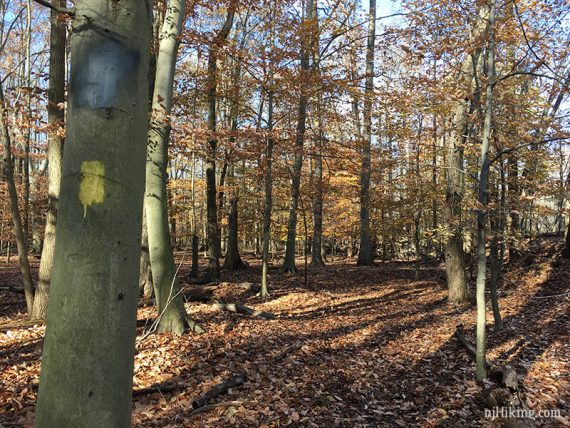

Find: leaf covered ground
0;242;569;427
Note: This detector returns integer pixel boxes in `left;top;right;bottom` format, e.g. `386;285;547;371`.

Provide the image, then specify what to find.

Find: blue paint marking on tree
71;38;139;109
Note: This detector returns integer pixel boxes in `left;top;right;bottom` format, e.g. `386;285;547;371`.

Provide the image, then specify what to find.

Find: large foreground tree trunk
357;0;376;266
35;1;151;425
145;0;189;334
31;0;66;320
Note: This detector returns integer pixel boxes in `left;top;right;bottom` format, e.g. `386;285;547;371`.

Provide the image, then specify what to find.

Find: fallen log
235;282;261;293
454;324;491;370
183;285;219;302
212;301;275;320
272;342;304;362
132;382;187;397
192;372;247;409
0;319;44;332
454;325;535;428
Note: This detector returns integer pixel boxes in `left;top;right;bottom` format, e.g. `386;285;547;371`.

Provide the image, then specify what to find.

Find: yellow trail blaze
79;161;105;217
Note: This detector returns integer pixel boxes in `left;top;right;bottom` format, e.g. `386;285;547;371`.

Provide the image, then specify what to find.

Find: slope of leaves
0;244;568;427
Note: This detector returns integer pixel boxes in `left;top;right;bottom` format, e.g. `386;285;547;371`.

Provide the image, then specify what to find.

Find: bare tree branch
32;0;74;16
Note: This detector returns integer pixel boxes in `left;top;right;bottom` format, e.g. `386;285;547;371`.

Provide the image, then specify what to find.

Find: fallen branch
454;324;491;370
132;382;187;397
272;342;304;362
0;318;44;332
183;285;219;302
192;372;247;409
212;301;275;320
454;325;535;428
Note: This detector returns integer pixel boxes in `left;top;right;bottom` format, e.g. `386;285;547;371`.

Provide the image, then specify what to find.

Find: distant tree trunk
139;209;153;298
357;0;375;266
223;181;244;269
283;0;313;273
445;4;489;303
145;0;189;334
489;226;503;330
23;0;32;245
311;137;325;266
31;0;66;320
223;17;246;270
565;216;570;258
0;83;34;315
190;150;199;275
260;5;276;297
205;3;236;279
476;0;496;381
34;1;151;425
310;0;325;267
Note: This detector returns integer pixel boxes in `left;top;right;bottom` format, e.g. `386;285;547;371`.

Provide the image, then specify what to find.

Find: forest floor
0;240;569;427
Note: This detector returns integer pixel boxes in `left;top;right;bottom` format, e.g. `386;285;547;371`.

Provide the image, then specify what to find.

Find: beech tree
444;1;490;303
31;0;66;320
145;0;189;334
282;0;313;273
475;0;497;381
357;0;376;266
34;0;152;425
205;1;237;280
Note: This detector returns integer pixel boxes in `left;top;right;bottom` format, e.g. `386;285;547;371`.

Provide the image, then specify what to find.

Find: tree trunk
357;0;376;266
565;217;570;258
310;0;325;267
445;4;490;303
282;0;313;273
23;0;32;246
190;150;199;275
223;176;244;270
31;0;66;320
476;0;496;381
145;0;189;335
35;1;151;425
260;5;276;297
139;208;153;298
0;83;34;315
205;3;236;280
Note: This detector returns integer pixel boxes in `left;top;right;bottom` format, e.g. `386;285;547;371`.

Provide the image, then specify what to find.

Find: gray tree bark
445;3;490;303
260;4;276;297
34;1;152;425
476;0;496;381
282;0;313;273
357;0;375;266
205;2;237;279
0;82;35;315
31;0;66;320
145;0;189;335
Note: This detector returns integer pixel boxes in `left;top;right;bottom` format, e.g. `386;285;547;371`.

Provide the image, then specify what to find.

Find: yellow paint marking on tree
79;161;105;217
